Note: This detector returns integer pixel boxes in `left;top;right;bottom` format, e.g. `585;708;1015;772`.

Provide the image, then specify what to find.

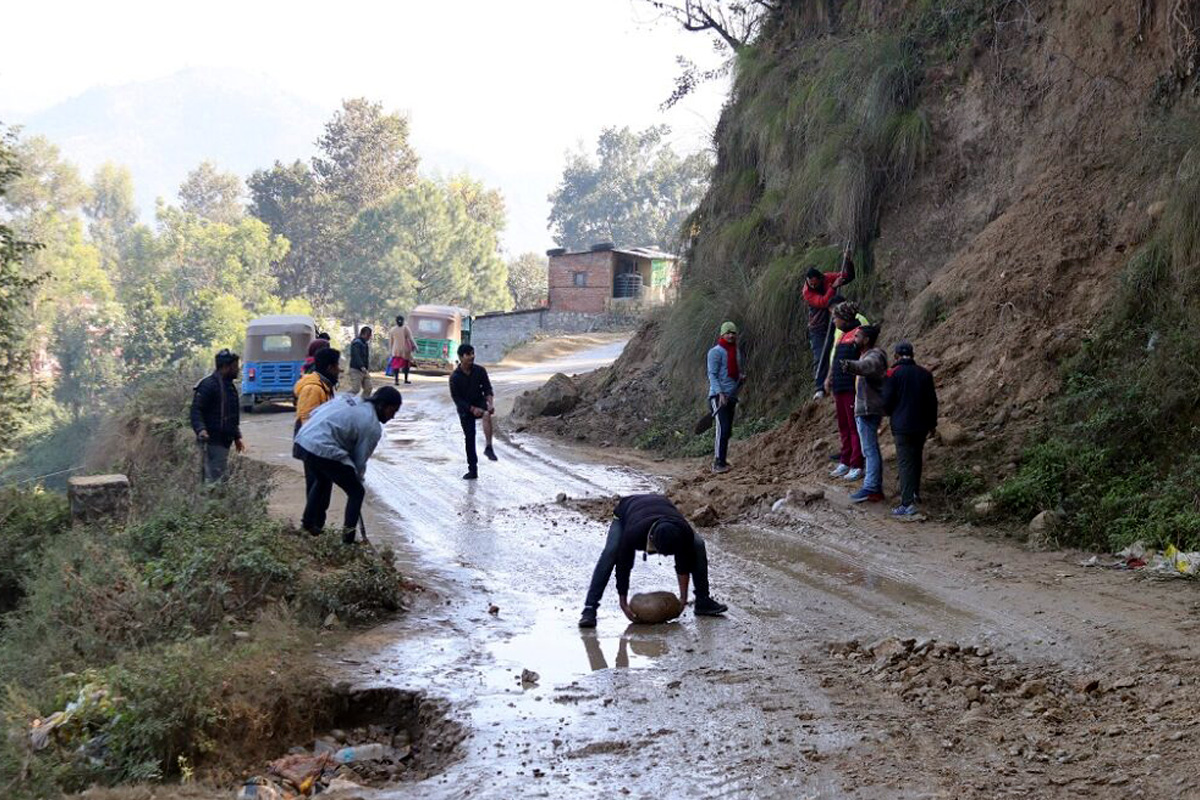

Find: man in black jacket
190;348;244;483
448;343;496;480
347;326;373;398
882;340;938;517
578;493;728;628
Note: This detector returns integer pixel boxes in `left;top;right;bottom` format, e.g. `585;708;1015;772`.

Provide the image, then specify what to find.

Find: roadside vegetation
0;385;404;798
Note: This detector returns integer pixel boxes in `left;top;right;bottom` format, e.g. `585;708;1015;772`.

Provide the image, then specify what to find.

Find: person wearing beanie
294;386;402;543
883;340;938;517
841;324;888;503
706;321;745;474
578;494;728;628
303;332;332;374
802;251;855;400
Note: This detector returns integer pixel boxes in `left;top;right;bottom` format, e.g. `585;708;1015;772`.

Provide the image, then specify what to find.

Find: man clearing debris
294;386;402;543
449;343;496;480
578;493;728;628
293;346;341;493
841;324;888;504
190;348;244;483
706;321;745;474
883;340;938;518
803;252;854;400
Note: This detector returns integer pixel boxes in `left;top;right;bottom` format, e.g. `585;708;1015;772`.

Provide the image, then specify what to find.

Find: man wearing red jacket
803;254;854;400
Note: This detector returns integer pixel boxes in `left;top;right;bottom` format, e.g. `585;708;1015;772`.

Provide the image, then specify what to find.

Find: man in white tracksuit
706;321;745;474
294;386;402;543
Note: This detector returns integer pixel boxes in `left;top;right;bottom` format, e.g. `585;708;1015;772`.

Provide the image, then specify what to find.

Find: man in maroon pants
825;302;865;481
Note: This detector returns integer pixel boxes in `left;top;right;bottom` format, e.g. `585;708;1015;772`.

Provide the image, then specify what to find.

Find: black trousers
709;395;737;466
893;431;927;506
301;451;365;538
809;326;834;391
459;413;478;469
583;519;712;608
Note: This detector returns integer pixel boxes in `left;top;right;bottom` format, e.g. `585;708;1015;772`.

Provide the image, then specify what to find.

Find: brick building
546;245;677;314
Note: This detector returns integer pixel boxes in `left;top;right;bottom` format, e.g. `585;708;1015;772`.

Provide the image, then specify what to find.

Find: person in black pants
882;340;938;518
449;343;496;480
294;387;402;542
578;494;728;628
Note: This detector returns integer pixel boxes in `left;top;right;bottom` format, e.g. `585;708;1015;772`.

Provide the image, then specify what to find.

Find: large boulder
68;474;131;526
512;373;580;418
1027;509;1060;549
629;591;683;624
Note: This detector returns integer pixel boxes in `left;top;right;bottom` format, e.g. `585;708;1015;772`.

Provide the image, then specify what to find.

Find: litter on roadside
1078;541;1200;578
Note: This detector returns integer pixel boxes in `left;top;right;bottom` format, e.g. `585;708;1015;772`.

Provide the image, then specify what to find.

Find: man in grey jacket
706;321;745;474
841;325;887;503
294;386;402;542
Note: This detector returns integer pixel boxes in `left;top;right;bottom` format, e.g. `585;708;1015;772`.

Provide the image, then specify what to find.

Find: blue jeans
855;415;883;494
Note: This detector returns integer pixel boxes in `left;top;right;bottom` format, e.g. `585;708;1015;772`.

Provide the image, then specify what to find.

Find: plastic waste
333;742;390;763
236;779;283;800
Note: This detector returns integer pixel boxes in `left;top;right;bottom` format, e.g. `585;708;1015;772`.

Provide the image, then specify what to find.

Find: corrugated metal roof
553;245;678;260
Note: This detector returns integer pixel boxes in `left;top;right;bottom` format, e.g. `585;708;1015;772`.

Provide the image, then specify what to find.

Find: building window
572;271;588;287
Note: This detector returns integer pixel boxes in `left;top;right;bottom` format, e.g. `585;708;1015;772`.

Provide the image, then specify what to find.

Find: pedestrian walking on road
883;341;938;517
190;348;244;483
388;315;416;385
294;386;402;543
449;343;496;480
346;326;373;398
841;324;888;503
826;302;866;481
578;493;728;628
706;321;745;474
803;253;854;400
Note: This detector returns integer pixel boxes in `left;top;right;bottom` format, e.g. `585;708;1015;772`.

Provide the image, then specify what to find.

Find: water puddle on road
484;608;678;688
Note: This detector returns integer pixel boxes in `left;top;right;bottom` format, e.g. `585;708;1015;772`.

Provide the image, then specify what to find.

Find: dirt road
242;338;1200;800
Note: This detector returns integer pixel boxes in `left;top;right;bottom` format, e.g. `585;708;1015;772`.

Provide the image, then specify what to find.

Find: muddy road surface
243;338;1200;800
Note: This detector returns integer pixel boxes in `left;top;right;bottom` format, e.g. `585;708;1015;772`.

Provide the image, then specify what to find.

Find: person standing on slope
841;324;888;504
190;348;245;483
706;321;745;474
803;252;854;400
826;302;866;482
883;340;938;517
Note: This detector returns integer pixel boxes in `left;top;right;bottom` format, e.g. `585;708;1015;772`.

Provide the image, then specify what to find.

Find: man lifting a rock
578;493;728;628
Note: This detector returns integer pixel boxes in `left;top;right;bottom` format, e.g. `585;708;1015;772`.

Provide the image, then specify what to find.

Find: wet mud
242;340;1200;799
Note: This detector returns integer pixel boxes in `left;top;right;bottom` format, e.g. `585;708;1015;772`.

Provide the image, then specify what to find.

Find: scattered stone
520;669;540;687
1027;511;1060;548
973;495;996;516
1019;680;1048;698
692;505;719;527
488;604;500;615
938;422;968;446
629;591;683;624
556;492;568;504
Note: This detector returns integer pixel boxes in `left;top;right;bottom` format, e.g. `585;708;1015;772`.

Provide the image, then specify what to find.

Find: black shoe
484;446;497;462
303;526;323;537
342;527;357;545
463;470;478;480
578;607;597;628
694;596;728;616
404;380;412;384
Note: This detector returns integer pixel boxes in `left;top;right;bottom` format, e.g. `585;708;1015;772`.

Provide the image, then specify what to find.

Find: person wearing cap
578;493;728;628
883;341;938;517
190;348;245;483
803;252;855;400
826;302;867;482
706;321;745;474
840;324;888;503
294;386;403;543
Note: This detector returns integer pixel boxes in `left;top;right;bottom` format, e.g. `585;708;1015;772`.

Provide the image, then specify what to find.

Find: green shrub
0;488;70;614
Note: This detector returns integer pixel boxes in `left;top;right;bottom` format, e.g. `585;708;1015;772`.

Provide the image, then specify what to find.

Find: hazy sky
0;0;729;255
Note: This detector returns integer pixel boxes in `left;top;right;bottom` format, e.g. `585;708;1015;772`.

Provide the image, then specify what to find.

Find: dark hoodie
612;494;696;595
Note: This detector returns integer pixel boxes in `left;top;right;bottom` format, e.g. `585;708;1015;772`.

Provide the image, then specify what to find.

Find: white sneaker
843;468;863;481
813;390;825;401
830;463;849;478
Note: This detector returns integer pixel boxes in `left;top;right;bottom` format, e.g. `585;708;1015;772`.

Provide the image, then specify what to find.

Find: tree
313;98;419;212
52;304;123;420
643;0;774;51
0;125;44;446
178;161;244;224
507;252;548;309
337;179;510;323
121;285;170;380
86;162;139;282
248;160;340;301
548;126;711;250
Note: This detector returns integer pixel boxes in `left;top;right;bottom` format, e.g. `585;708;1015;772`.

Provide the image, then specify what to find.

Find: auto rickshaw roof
410;304;470;318
246;315;317;336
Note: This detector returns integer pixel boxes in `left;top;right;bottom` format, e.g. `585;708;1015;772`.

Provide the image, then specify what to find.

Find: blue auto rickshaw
240;315;317;411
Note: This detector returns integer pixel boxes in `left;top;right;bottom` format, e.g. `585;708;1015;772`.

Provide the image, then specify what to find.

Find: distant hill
12;67;329;222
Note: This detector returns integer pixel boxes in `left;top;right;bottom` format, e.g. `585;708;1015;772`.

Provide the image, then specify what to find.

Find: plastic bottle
333;743;390;763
